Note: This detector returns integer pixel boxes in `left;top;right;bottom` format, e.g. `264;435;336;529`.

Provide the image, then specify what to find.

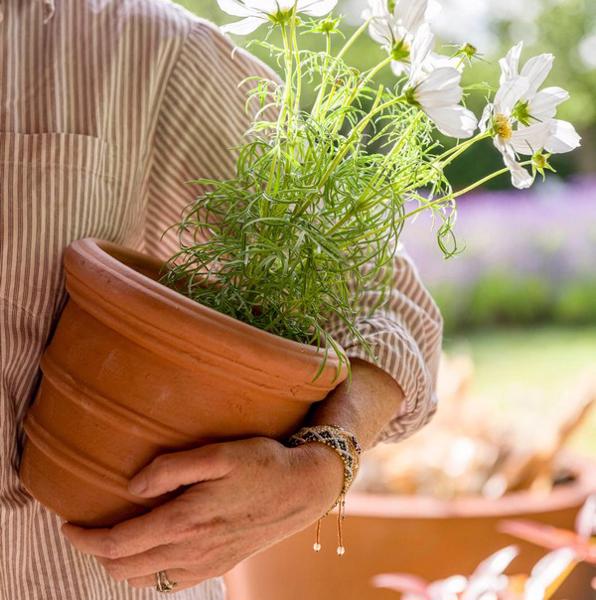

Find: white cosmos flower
480;43;581;189
362;0;440;74
408;65;478;138
218;0;338;35
499;41;580;149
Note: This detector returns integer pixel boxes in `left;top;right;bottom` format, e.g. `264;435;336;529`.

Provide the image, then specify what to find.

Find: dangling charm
313;518;323;553
336;494;346;557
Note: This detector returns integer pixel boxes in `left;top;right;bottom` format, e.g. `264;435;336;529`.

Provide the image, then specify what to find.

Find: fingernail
128;477;147;495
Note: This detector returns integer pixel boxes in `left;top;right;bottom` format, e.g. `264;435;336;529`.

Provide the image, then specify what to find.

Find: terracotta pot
20;238;347;528
225;456;596;600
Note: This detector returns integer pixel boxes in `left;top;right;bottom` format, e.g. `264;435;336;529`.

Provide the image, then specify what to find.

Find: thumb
127;444;234;498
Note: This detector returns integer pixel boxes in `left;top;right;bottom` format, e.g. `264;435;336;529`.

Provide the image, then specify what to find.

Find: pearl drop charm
336;546;345;556
313;543;322;552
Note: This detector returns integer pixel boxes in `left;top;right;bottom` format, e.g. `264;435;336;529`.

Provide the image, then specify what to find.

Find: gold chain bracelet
286;425;362;556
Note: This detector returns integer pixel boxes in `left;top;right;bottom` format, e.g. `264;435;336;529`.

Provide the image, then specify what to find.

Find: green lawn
445;326;596;457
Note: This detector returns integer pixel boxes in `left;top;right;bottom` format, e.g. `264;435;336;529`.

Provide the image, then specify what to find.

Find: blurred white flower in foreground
374;544;579;599
373;546;518;600
217;0;337;35
480;43;581;189
523;548;577;600
407;65;478;139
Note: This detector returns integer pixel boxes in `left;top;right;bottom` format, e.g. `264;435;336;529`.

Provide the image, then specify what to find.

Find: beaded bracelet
286;425;362;556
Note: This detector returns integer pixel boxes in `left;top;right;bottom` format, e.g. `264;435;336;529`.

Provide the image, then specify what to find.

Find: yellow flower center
494;114;513;141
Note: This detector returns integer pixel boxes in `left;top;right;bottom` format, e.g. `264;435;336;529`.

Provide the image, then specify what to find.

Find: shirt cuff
335;316;440;446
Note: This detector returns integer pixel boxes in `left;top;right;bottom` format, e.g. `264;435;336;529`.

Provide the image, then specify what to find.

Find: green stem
327;111;424;237
318;87;395;188
278;23;294;131
290;16;302;119
402;164;524;222
322;54;393;126
435;131;492;167
364;56;393;85
336;19;371;61
312;32;332;117
326;92;406;177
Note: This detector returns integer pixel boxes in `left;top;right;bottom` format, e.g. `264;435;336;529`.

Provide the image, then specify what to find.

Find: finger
96;544;189;581
61;496;195;559
126;569;205;592
128;444;235;498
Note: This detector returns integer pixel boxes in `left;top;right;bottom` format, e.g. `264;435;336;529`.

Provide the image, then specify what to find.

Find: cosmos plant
163;0;580;362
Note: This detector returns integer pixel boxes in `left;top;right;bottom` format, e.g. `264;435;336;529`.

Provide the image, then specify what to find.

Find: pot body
20;238;347;527
226;457;596;600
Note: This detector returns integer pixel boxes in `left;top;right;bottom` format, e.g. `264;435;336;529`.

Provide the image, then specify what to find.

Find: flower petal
575;494;596;541
363;0;388;21
472;546;519;578
397;0;429;33
525;548;577;600
391;60;407;77
424;105;477;138
368;16;394;47
521;53;554;99
509;121;552;155
529;86;570;122
220;15;265;35
499;42;523;85
244;0;279;11
217;0;255;17
545;119;582;154
298;0;338;17
462;574;509;600
426;0;442;20
415;67;463;107
408;24;435;82
479;103;494;133
494;76;529;115
428;575;468;596
502;151;534;189
371;574;430;596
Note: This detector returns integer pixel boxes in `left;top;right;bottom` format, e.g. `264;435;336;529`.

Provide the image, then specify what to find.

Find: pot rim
345;454;596;519
63;238;348;394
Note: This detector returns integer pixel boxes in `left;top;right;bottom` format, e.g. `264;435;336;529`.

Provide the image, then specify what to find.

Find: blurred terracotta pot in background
19;238;347;528
225;456;596;600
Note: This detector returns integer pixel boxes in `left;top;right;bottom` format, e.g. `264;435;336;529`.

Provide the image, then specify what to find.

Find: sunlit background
170;1;595;596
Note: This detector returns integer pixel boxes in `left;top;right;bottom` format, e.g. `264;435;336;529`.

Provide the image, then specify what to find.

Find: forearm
304;358;406;451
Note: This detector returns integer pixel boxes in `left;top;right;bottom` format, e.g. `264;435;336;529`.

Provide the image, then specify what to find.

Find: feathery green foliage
161;16;476;368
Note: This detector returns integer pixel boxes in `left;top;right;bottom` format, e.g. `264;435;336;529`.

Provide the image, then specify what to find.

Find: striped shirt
0;0;443;598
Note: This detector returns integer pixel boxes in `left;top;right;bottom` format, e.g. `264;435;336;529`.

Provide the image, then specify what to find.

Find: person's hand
61;437;344;592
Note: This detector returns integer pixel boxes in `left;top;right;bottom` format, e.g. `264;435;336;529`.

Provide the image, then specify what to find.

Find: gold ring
155;570;177;593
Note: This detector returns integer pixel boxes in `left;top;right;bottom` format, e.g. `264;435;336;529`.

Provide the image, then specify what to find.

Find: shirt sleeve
145;19;276;259
145;20;443;446
324;248;443;445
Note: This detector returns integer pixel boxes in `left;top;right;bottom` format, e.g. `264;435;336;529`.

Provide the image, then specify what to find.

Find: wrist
290;442;345;507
